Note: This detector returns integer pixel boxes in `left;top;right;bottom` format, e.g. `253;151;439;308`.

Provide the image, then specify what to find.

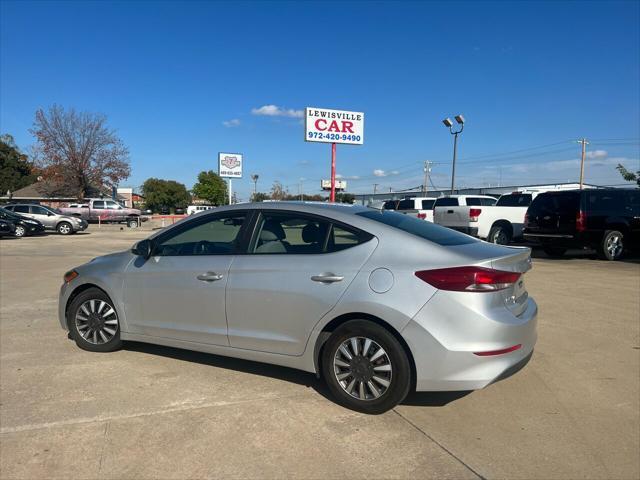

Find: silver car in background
58;202;537;413
5;204;88;235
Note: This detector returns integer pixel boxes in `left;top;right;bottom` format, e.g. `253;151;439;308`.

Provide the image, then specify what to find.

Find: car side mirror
132;239;154;259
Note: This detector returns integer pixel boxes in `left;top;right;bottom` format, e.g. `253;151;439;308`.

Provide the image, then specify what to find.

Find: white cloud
337;174;360;180
586;149;607;159
373;169;399;177
222;118;241;128
251;105;303;118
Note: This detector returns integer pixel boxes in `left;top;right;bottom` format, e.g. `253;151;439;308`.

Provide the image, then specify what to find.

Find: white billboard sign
305;107;364;145
321;179;347;191
218;152;243;178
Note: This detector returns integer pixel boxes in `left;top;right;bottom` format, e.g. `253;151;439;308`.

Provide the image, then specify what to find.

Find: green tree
141;178;191;212
335;193;355;204
30;105;130;198
616;164;640;186
252;192;270;202
192;170;227;205
0;134;36;194
270;181;288;200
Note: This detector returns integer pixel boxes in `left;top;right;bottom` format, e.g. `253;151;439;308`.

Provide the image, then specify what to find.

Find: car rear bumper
402;293;537;391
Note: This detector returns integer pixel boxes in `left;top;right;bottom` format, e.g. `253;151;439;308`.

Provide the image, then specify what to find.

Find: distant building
354;182;604;205
0;179;127;208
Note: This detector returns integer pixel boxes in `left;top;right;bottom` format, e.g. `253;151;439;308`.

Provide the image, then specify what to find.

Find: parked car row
381;188;640;260
59;198;145;228
0;207;47;237
3;204;88;235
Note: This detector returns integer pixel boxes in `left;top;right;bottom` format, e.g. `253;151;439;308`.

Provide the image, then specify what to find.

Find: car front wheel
57;221;73;235
321;320;411;414
68;287;123;352
127;218;139;228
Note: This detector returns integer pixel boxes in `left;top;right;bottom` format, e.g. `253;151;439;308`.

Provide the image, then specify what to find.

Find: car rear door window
13;205;30;214
31;206;50;215
421;199;435;210
250;212;371;254
155;213;247;256
93;201;105;209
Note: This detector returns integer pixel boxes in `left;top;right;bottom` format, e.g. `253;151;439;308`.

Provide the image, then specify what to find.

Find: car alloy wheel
333;336;392;400
604;231;624;260
75;299;119;345
58;222;72;235
14;225;26;237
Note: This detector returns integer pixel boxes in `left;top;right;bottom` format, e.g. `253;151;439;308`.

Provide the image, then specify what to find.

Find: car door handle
197;272;224;282
311;274;344;283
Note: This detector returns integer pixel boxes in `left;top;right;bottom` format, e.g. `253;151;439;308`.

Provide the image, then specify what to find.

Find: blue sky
1;0;639;200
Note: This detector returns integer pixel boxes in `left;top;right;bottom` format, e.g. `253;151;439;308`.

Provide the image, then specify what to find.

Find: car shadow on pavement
124;342;334;400
530;247;640;264
124;342;471;408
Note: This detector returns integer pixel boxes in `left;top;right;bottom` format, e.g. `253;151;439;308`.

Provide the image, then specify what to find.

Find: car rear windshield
397;199;415;210
421;199;435;210
434;197;459;207
496;193;533;207
356;210;477;246
528;191;580;215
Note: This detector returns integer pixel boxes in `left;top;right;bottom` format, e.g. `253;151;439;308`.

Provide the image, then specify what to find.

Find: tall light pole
443;115;465;194
250;174;259;201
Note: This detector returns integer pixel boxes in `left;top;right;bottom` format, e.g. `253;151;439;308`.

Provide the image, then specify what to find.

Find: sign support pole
330;142;337;202
228;179;233;205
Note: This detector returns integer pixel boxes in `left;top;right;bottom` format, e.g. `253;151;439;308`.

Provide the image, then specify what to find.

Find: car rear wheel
543;246;566;257
57;221;73;235
13;225;26;237
321;320;411;414
127;218;139;229
488;225;512;245
68;288;123;352
599;230;624;261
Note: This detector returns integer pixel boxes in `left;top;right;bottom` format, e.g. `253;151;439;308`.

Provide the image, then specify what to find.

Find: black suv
523;188;640;260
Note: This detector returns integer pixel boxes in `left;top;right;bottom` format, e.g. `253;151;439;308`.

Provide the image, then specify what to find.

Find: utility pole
577;138;589;189
423;161;431;194
373;183;378;195
299;179;303;201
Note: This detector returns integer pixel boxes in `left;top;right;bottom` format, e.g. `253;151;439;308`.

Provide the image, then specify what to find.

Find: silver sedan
58;202;537;413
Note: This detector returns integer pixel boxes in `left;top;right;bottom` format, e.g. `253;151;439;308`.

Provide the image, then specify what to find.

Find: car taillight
524;213;529;227
417;213;426;219
576;210;586;232
415;267;521;292
469;208;482;222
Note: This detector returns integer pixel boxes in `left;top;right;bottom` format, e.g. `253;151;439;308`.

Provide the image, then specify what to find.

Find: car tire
543;246;567;257
68;287;123;352
321;320;411;414
598;230;624;261
127;218;139;229
488;225;512;245
13;225;26;237
57;221;73;235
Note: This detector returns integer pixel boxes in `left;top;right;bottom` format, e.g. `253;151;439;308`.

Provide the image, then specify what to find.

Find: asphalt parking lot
1;228;639;479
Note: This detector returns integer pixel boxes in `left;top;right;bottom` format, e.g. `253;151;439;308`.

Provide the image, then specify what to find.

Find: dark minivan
523;188;640;260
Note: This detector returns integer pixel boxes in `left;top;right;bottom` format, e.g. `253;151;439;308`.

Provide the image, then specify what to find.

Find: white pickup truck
434;192;538;244
382;197;437;222
432;194;498;236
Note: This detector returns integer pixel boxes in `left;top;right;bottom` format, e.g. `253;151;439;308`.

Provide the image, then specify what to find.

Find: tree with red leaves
30;105;131;199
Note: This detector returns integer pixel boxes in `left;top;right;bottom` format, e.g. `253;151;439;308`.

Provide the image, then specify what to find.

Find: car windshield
0;207;23;221
49;207;63;214
357;210;477;246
